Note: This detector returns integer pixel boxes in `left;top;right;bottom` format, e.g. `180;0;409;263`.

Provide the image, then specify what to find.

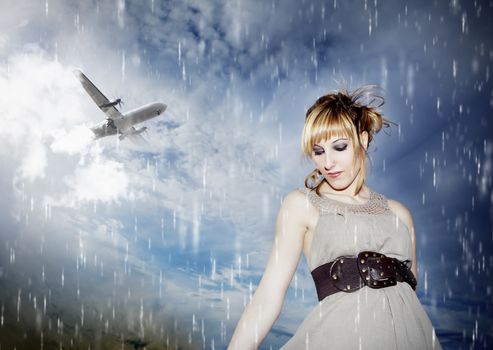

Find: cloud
18;136;48;181
50;125;95;155
0;48;131;210
67;153;129;203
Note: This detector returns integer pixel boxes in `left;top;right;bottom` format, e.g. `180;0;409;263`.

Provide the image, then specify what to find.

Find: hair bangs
301;107;357;158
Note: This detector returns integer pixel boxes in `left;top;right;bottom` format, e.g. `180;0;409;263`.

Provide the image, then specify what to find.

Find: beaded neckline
303;187;391;215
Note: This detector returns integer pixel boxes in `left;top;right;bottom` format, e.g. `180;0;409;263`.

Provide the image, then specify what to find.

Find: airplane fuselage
90;102;166;139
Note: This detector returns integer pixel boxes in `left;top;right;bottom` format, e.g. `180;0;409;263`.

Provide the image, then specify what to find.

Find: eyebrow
314;138;348;147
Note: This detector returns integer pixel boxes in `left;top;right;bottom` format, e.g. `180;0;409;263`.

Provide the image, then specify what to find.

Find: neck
319;179;367;198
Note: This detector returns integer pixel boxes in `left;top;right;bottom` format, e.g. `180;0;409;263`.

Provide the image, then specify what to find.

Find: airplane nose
156;103;167;115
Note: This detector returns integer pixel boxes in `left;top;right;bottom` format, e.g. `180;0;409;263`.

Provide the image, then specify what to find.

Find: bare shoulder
386;198;414;232
279;188;317;227
283;188;308;204
282;188;317;210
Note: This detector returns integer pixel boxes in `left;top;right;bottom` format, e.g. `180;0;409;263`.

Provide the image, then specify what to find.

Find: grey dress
280;187;442;350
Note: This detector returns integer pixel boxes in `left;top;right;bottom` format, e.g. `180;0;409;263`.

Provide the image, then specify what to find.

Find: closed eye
335;144;348;151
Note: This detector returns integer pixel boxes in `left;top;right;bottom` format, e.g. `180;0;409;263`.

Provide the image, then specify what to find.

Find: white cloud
18;136;48;181
50;125;95;155
68;154;129;203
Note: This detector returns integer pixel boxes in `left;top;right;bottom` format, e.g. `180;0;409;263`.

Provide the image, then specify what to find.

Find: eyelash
313;145;347;155
335;145;348;152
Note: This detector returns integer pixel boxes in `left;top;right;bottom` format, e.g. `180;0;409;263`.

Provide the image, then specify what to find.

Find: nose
323;154;335;171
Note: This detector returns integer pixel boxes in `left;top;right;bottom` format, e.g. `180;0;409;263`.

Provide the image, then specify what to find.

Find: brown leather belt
311;251;417;302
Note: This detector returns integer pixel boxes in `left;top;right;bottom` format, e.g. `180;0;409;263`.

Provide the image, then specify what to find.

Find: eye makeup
312;143;348;155
334;144;348;152
313;146;324;156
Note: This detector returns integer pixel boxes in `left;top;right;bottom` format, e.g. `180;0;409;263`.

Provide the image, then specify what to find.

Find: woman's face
311;134;365;191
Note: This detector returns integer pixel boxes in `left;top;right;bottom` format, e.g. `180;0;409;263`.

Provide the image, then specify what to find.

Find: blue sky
0;0;492;349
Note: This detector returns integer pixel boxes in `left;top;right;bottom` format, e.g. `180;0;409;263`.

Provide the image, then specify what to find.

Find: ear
361;131;369;150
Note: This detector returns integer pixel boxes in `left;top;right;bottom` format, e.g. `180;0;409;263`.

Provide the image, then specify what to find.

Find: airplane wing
120;126;149;146
73;69;122;120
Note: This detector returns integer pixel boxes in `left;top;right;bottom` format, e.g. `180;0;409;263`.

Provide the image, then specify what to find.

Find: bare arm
228;190;309;350
388;199;418;281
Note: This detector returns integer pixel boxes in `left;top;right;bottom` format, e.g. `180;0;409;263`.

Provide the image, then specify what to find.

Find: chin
324;178;352;191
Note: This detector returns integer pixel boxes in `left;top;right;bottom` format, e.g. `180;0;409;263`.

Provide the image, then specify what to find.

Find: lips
327;171;342;178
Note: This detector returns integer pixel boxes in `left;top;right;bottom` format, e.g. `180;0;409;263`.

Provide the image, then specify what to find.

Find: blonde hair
302;85;395;196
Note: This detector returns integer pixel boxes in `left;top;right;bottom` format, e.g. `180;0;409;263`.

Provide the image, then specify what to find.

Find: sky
0;0;492;349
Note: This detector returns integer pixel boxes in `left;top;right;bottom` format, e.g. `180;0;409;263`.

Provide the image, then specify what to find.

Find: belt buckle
329;255;364;292
357;251;398;289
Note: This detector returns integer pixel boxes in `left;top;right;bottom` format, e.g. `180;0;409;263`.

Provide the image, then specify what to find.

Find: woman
228;86;442;349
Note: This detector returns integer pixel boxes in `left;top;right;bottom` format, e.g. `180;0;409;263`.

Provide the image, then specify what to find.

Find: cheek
312;156;324;169
339;151;356;166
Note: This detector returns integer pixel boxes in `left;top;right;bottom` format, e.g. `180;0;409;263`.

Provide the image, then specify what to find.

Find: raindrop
461;12;467;33
294;273;298;297
424;270;428;296
173;210;176;231
161;217;165;241
17;289;21;322
211;258;216;280
202;158;208;190
140;298;144;335
117;0;125;28
80;303;84;327
237;255;242;278
178;41;181;65
122;50;126;82
229;264;234;286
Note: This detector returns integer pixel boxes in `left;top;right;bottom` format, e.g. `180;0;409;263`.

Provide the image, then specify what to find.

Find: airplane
73;69;167;141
